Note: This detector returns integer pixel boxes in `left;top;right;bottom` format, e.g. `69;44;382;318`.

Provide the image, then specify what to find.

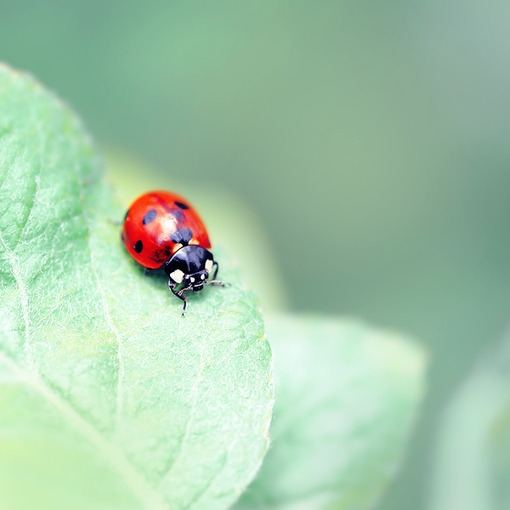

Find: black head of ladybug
163;245;221;315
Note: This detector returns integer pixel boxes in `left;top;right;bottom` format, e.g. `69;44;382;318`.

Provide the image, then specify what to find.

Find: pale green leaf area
429;332;510;510
0;64;273;510
234;315;427;510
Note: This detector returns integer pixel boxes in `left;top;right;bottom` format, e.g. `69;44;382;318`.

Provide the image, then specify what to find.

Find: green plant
0;65;426;510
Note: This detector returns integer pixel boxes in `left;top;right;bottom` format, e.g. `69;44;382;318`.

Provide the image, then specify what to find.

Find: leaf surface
234;315;426;510
0;64;273;510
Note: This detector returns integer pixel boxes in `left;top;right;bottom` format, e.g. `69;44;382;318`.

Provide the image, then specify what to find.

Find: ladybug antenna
170;227;193;246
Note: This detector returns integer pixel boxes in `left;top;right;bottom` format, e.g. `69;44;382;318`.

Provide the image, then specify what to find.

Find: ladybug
121;191;223;315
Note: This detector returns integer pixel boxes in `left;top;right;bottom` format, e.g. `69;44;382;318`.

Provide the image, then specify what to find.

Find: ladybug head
164;245;215;292
182;270;207;292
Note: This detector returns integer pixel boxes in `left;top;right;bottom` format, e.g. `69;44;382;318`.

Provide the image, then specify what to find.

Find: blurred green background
1;1;510;508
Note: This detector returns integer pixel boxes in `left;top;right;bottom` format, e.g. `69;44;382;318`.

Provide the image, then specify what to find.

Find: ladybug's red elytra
121;191;224;315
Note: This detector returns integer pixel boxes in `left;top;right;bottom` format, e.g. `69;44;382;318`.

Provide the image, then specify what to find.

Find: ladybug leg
178;286;193;315
169;282;192;316
207;279;225;287
178;294;188;316
207;261;225;287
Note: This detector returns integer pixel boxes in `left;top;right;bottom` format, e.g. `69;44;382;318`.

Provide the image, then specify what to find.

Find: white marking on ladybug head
205;259;213;273
201;273;206;280
169;269;184;283
190;276;195;283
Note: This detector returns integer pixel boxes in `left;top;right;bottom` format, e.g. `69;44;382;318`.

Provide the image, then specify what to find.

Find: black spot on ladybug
170;208;184;221
170;227;193;245
175;201;189;210
134;240;143;253
142;208;157;225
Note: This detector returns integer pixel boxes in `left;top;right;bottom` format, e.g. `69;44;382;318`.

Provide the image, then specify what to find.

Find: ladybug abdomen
121;191;211;269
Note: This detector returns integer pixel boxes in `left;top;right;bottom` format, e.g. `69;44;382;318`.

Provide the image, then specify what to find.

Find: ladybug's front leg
169;281;192;316
207;261;224;287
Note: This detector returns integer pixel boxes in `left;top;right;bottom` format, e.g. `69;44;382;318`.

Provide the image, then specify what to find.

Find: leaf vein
0;230;34;369
0;350;169;510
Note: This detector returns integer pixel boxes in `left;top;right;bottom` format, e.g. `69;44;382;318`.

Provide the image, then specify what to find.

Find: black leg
169;282;192;316
208;261;225;286
180;297;188;316
212;261;219;280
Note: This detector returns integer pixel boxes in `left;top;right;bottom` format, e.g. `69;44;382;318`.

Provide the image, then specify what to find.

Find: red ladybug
121;191;223;314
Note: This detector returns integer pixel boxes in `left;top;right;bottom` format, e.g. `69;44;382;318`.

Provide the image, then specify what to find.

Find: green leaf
0;64;273;510
234;315;427;510
429;333;510;510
